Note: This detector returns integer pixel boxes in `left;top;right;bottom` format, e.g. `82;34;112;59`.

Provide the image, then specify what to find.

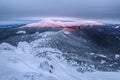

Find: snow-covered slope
0;31;120;80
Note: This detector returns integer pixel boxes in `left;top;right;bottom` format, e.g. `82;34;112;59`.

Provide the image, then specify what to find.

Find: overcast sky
0;0;120;20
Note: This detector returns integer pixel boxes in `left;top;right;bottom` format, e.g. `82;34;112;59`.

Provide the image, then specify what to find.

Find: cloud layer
0;0;120;20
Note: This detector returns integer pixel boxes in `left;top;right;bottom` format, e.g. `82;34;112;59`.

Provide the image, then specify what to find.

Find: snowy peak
25;20;103;28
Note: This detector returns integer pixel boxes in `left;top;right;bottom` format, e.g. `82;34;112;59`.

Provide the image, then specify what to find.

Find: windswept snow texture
0;20;120;80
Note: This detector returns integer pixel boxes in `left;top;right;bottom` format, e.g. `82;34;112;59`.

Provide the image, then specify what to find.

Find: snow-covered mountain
0;20;120;80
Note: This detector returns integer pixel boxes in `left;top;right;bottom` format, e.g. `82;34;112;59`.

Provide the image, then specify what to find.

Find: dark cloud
0;0;120;20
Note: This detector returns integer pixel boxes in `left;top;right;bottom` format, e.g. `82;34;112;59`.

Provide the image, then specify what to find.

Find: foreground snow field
0;31;120;80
